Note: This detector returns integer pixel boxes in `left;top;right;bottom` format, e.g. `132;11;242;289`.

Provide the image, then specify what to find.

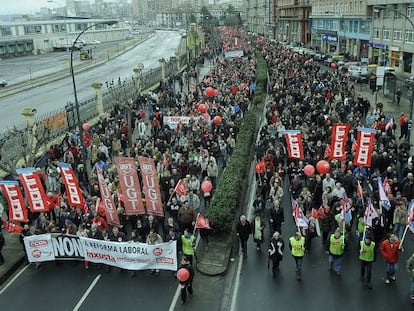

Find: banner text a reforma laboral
24;234;177;271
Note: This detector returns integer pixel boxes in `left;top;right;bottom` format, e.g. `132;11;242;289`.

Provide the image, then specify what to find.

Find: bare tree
0;122;51;176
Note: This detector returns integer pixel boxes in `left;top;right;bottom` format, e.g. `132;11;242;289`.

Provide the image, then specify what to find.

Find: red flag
364;199;379;228
17;168;49;213
357;181;363;198
0;181;28;223
284;131;304;160
330;123;350;160
175;179;188;196
353;128;376;167
138;156;164;217
2;220;23;233
195;213;211;229
311;208;320;219
115;157;145;216
96;166;121;227
58;162;85;209
383;178;392;196
254;160;266;173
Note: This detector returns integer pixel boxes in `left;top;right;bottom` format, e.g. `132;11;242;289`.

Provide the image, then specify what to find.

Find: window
24;25;42;34
408;6;414;19
75;23;88;31
406;31;414;42
0;26;12;36
384;9;393;19
373;28;381;39
393;30;402;41
383;29;390;39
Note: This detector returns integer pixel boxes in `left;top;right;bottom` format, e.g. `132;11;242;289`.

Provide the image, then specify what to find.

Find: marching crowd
1;26;414;304
234;37;414;302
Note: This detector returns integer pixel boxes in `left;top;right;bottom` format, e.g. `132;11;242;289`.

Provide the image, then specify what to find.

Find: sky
0;0;96;15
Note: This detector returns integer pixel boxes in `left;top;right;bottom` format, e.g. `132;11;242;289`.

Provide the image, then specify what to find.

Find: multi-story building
276;0;311;44
367;1;414;74
309;0;370;60
0;19;129;57
245;0;267;35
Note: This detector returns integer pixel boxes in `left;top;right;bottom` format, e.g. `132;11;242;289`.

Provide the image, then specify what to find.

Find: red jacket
380;239;400;263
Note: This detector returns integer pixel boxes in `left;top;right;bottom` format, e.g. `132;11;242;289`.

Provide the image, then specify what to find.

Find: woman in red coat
380;233;402;284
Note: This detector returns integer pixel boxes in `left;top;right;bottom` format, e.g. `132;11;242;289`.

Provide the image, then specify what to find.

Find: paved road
0;30;181;130
231;174;414;311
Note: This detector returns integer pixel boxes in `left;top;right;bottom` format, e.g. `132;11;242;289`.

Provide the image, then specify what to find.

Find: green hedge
207;50;268;234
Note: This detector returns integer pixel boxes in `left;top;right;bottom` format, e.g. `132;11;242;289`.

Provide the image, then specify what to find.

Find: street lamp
47;0;69;53
373;5;414;144
70;21;117;164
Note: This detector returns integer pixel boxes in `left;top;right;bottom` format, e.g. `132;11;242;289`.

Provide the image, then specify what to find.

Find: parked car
348;65;368;83
89;40;101;45
405;75;414;88
0;79;7;87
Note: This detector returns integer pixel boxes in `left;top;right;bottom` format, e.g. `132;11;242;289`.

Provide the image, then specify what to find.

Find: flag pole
399;225;409;250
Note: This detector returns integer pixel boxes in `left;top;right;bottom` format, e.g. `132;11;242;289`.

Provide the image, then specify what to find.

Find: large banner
0;180;28;223
96;166;121;227
17;168;50;213
115;157;145;216
330;123;350;160
283;130;304;160
23;234;177;271
58;162;85;209
80;237;177;271
138;156;164;217
353;128;376;167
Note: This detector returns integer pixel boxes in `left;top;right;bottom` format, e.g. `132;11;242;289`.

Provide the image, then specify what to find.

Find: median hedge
207;50;268;234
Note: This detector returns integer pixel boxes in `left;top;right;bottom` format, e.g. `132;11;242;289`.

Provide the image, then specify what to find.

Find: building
276;0;311;44
0;19;129;57
367;1;414;74
310;0;370;60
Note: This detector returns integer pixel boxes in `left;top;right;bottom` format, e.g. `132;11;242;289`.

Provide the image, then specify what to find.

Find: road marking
168;284;181;311
0;264;30;296
229;254;243;311
73;274;101;311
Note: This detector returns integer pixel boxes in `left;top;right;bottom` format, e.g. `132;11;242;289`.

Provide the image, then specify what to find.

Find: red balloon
213;116;222;125
202;113;210;121
82;123;90;131
316;160;330;174
177;268;190;282
205;87;215;97
198;103;207;114
304;164;315;177
213;89;219;96
201;180;213;193
330;62;337;68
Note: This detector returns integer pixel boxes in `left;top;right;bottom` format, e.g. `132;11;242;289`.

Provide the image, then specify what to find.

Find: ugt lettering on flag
283;130;304;160
353;128;376;167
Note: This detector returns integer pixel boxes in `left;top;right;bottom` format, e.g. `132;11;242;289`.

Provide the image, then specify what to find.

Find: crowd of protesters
245;37;414;297
0;27;260;286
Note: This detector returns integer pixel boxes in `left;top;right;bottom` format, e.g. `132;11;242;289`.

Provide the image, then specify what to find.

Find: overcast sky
0;0;98;15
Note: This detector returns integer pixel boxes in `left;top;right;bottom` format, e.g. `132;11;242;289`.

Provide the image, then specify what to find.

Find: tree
0;122;51;176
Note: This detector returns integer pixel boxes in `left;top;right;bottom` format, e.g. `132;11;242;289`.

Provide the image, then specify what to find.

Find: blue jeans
329;254;343;273
385;262;398;279
293;256;303;272
410;276;414;298
393;223;405;239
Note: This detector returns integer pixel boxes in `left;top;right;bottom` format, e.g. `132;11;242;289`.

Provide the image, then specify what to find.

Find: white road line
229;254;243;311
168;284;181;311
0;264;30;296
73;274;101;311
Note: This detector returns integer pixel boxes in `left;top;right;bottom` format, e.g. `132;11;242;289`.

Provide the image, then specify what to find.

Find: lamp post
70;21;117;164
374;5;414;144
48;0;69;53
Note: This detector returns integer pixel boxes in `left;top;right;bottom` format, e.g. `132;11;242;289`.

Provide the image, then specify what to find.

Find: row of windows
374;6;414;20
373;28;414;42
0;23;93;37
313;20;369;34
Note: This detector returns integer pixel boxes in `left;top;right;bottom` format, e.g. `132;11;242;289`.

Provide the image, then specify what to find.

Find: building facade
0;19;129;57
367;1;414;74
310;0;370;60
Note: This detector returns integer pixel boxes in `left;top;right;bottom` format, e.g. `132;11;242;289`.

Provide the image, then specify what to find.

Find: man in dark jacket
178;256;194;305
236;215;251;258
268;231;284;278
269;200;284;234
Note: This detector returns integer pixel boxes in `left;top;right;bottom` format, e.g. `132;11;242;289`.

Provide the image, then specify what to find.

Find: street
231;177;414;311
0;30;181;130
